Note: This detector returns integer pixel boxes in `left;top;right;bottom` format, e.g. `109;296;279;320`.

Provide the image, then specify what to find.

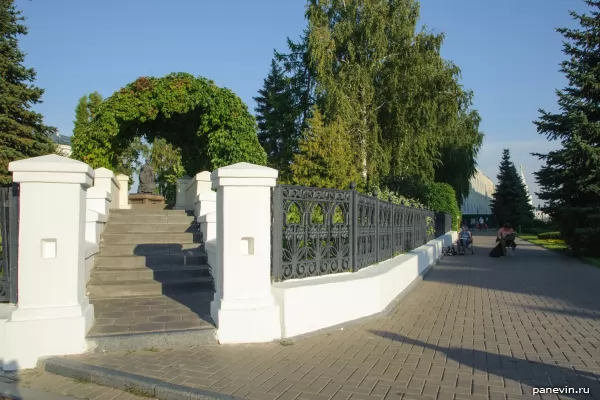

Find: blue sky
16;0;589;204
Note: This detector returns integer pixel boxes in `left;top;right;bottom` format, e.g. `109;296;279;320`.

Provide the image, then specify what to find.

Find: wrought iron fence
272;184;452;282
0;184;19;303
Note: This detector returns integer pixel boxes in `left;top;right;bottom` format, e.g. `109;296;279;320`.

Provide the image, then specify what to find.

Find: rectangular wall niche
41;238;57;259
241;237;254;256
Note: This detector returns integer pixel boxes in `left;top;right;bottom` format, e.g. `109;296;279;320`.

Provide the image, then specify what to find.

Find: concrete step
98;243;204;257
100;232;202;245
103;223;199;234
110;208;192;216
90;264;212;283
94;254;207;268
87;277;214;299
107;215;195;224
129;202;174;210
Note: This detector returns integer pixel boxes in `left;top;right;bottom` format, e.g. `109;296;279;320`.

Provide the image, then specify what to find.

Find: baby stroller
489;233;517;257
443;245;457;256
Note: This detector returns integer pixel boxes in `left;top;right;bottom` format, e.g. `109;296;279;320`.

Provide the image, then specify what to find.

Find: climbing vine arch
71;72;267;174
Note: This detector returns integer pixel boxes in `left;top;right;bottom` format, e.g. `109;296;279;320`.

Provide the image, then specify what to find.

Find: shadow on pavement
369;330;600;398
424;235;600;314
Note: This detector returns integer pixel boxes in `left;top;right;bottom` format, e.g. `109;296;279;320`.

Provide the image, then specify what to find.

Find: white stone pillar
210;162;281;343
86;187;111;216
197;191;216;219
199;211;216;242
193;171;212;217
94;168;118;209
175;176;191;210
3;154;95;369
116;174;131;209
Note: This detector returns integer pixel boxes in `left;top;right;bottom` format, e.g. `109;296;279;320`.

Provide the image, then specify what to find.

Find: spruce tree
253;59;299;182
290;109;361;190
490;149;534;229
533;0;600;255
0;0;56;185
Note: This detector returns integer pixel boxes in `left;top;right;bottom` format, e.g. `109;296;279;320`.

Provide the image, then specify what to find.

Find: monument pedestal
128;193;165;206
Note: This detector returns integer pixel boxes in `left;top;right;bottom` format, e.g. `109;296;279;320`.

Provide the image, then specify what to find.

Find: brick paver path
0;370;154;399
58;235;600;399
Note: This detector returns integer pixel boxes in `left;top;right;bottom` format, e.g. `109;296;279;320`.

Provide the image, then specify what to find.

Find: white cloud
476;138;562;206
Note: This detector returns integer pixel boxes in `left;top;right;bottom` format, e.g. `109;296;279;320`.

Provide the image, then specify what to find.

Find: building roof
52;133;72;146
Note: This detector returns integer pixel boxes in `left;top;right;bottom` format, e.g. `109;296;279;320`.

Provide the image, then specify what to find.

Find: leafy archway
71;73;267;175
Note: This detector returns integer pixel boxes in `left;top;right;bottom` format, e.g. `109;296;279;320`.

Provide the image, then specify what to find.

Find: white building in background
52;131;72;157
461;168;495;215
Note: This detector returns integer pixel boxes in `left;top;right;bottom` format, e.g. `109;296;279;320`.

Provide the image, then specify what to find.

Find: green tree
71;73;267;175
254;59;299;182
73;92;103;139
0;0;56;185
491;149;533;229
73;92;143;179
435;102;484;207
424;182;461;231
533;0;600;255
290;108;361;189
136;138;184;204
304;0;478;189
275;31;316;134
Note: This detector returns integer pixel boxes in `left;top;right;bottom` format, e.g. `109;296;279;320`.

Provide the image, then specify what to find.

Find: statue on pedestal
138;162;156;194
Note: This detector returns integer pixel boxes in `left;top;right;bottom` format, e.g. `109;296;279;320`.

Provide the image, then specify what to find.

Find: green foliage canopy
290;108;362;190
256;0;483;207
0;0;56;185
423;182;461;231
71;73;267;175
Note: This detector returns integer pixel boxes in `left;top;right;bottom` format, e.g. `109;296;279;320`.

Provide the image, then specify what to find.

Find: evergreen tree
253;59;298;182
290;108;361;190
73;92;102;141
490;149;534;229
0;0;56;185
275;32;315;134
533;0;600;255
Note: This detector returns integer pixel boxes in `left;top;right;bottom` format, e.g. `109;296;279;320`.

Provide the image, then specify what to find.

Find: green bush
522;218;557;232
525;227;551;235
372;186;424;208
538;231;561;240
424;182;461;231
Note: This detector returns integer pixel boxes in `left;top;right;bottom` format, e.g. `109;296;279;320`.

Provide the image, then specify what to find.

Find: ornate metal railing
0;184;19;303
272;184;452;282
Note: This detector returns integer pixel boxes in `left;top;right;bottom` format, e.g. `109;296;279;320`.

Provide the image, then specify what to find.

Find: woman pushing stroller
489;222;517;257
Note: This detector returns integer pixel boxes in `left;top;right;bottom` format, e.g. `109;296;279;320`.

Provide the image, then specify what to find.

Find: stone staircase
85;205;216;351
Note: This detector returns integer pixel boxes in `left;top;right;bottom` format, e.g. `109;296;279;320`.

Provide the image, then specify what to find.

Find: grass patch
582;256;600;268
142;347;159;352
518;233;600;268
518;233;568;251
124;384;154;398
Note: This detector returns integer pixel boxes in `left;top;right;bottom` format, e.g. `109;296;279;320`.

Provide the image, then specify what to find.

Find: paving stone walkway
0;370;154;399
54;235;600;399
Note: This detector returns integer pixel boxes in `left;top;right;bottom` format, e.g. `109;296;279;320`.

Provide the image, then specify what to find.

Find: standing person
479;216;484;231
